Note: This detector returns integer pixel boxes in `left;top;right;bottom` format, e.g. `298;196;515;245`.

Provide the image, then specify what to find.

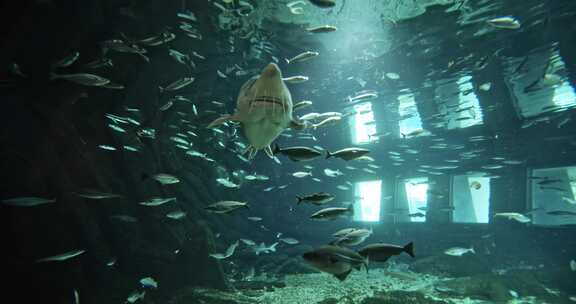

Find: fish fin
272;143;280;155
241;145;252;155
470;247;475;254
289;118;309;130
247;147;258;160
296;196;303;204
403;242;415;258
140;173;150;181
334;269;352;282
325;150;332;159
270;242;278;252
328;239;342;246
208;114;236;128
264;145;274;159
284;58;290;65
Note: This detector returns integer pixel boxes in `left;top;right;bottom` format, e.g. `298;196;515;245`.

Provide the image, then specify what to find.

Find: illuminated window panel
504;45;576;118
447;76;484;129
404;177;428;222
553;83;576;108
354;180;382;222
452;175;491;223
351;102;377;144
398;93;424;137
531;166;576;226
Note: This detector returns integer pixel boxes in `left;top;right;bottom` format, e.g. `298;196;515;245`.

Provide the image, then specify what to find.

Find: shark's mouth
252;96;284;106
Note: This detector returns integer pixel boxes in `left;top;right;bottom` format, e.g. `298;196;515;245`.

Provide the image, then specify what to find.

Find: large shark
208;63;308;158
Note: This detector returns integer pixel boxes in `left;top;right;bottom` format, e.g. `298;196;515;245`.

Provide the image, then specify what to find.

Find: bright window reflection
553;83;576;108
404;177;428;222
504;45;576;117
351;102;377;144
447;76;484;129
452;175;490;223
398;93;423;137
531;166;576;226
354;180;382;222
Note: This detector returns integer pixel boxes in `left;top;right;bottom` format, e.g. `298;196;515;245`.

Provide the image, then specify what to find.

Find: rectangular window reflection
531;166;576;226
452;175;491;223
504;43;576;118
448;76;484;129
354;180;382;222
398;93;424;138
403;177;428;222
351;102;377;144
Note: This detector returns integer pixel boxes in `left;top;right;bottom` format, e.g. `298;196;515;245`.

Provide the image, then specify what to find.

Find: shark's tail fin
403;242;415;258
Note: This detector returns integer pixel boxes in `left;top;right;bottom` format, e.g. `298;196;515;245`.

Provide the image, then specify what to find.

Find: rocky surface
361;291;449;304
410;254;492;277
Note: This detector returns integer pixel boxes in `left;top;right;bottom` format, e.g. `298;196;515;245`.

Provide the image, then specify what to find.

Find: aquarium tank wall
1;0;576;303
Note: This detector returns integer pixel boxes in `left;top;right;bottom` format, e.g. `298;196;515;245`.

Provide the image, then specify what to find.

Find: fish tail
403;242;415;258
158;86;165;94
347;205;354;215
49;72;59;80
469;247;475;254
244;203;250;209
325;150;332;159
272;143;280;155
140;173;149;181
284;58;290;65
296;196;303;204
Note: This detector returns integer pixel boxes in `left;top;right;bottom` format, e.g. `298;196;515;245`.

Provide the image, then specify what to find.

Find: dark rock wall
1;0;236;303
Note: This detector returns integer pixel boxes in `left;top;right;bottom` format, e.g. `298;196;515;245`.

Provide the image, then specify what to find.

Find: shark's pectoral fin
207;114;238;128
289;118;310;130
264;145;274;159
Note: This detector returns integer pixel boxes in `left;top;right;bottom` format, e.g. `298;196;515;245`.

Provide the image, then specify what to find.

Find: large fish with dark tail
208;63;309;159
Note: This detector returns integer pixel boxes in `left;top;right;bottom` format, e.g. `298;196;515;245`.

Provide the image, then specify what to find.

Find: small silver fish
444;247;475;256
145;174;180;185
2;196;55;207
139;277;158;289
139;197;176;206
487;16;521;30
306;25;337;33
159;77;195;92
36;249;86;262
50;72;110;87
75;189;122;200
209;241;239;259
166;210;186;219
283;75;309;84
285;51;319;64
52;51;80;68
